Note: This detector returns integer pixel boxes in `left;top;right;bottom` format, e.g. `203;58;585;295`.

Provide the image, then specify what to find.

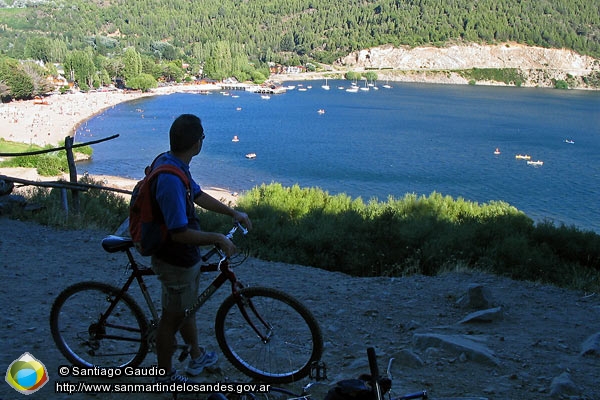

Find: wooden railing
0;134;131;214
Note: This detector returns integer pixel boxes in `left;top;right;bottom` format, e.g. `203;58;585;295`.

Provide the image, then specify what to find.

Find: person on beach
150;114;252;384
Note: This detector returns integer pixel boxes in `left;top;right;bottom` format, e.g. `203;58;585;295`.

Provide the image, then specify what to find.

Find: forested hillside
1;0;599;99
1;0;599;65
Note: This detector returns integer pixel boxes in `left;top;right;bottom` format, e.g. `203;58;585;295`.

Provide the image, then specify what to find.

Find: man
151;114;252;384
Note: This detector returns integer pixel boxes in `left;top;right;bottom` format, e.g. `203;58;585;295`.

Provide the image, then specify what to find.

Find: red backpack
129;163;191;256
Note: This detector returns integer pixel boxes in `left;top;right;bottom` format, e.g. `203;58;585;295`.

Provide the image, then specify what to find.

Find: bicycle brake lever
386;358;394;381
235;221;249;235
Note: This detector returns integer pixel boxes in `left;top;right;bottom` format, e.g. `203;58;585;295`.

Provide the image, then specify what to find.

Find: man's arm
194;191;253;230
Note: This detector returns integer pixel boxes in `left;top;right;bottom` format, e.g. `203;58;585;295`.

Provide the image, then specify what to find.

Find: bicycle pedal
309;360;327;381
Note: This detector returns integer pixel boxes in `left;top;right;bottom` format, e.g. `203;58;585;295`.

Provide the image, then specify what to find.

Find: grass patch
0;138;92;176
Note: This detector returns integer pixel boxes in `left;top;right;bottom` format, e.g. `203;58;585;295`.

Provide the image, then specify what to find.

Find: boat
360;80;370;91
382;80;392;89
245;153;256;159
261;94;270;100
494;148;501;155
317;109;325;114
321;78;330;90
232;135;239;142
515;154;531;160
345;86;359;93
564;139;575;144
298;87;308;92
527;160;544;166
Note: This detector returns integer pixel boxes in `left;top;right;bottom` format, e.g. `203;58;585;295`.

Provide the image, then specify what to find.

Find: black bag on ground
324;375;391;400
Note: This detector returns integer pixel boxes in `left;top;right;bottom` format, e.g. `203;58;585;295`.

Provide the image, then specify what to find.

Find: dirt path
1;218;599;400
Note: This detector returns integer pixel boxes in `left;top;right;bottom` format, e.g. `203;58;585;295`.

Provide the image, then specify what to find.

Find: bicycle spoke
216;287;323;383
51;282;148;368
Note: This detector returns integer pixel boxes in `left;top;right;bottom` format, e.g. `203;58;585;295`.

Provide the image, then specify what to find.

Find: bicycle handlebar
367;347;384;400
201;221;249;262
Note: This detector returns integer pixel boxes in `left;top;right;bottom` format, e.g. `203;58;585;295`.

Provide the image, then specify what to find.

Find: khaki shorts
151;257;201;313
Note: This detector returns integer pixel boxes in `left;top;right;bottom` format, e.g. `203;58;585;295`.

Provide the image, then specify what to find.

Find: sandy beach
0;83;240;203
0;83;227;148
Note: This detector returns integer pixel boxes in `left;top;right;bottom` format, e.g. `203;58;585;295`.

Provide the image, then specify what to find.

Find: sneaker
154;369;192;385
185;349;218;376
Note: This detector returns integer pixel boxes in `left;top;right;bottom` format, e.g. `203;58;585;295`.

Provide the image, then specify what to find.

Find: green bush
7;175;129;230
7;181;600;292
200;184;600;290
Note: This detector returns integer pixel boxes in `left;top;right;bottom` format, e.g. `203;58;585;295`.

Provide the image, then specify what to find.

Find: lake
75;81;600;233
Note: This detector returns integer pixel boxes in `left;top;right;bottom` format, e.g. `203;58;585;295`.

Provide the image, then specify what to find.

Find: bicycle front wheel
50;281;149;369
215;287;323;384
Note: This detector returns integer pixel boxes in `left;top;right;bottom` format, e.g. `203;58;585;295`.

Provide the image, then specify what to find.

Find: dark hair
169;114;204;152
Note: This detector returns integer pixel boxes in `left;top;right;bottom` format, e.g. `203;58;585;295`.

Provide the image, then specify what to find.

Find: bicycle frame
99;225;271;350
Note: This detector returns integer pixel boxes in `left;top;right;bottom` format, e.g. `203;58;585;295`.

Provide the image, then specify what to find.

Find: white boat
564;139;575;144
261;94;270;100
494;148;501;155
382;79;392;89
245;153;256;159
515;154;531;160
298;87;308;92
232;135;239;142
360;80;369;91
527;160;544;166
321;78;330;90
317;109;325;114
345;86;359;93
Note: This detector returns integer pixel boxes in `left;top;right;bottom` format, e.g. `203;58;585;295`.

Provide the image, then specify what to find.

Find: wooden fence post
64;136;79;213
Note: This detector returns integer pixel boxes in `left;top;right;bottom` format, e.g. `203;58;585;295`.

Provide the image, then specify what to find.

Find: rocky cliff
334;43;600;88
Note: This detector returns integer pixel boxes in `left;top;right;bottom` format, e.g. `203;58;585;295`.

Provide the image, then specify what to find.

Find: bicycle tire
50;281;149;369
215;287;323;384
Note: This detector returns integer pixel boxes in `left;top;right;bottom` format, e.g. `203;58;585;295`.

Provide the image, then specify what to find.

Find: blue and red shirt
152;152;203;267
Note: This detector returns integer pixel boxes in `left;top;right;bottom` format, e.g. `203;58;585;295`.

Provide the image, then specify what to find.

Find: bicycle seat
102;235;134;253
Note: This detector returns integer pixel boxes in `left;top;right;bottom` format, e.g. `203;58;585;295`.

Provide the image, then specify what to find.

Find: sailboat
321;78;330;90
360;80;369;91
382;79;392;89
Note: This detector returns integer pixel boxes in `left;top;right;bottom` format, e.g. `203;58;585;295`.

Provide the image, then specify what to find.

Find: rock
580;332;600;357
549;372;579;398
456;284;494;310
458;307;504;324
413;333;500;366
0;179;14;195
391;349;424;369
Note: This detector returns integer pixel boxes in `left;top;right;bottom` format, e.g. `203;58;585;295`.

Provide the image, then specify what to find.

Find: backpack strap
145;164;191;191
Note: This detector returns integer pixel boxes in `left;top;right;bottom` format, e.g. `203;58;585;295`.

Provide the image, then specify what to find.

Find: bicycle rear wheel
50;281;149;369
215;287;323;384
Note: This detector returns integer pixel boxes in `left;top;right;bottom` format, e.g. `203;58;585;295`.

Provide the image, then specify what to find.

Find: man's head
169;114;205;153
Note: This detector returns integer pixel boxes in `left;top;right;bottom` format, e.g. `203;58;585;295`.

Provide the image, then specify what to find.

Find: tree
0;57;35;100
122;47;142;81
162;62;185;82
24;37;51;63
64;50;96;89
127;73;157;91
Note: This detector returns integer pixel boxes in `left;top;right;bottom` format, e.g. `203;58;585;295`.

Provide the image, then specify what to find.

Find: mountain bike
49;222;324;384
230;347;427;400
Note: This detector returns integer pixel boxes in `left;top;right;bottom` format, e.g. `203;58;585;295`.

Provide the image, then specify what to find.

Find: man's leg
179;316;202;360
156;309;184;372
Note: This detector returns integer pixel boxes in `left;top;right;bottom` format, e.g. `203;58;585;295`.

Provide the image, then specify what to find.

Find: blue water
75;81;600;233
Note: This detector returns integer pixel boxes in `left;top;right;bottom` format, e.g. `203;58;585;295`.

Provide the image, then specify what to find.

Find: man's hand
232;210;252;231
216;234;237;257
